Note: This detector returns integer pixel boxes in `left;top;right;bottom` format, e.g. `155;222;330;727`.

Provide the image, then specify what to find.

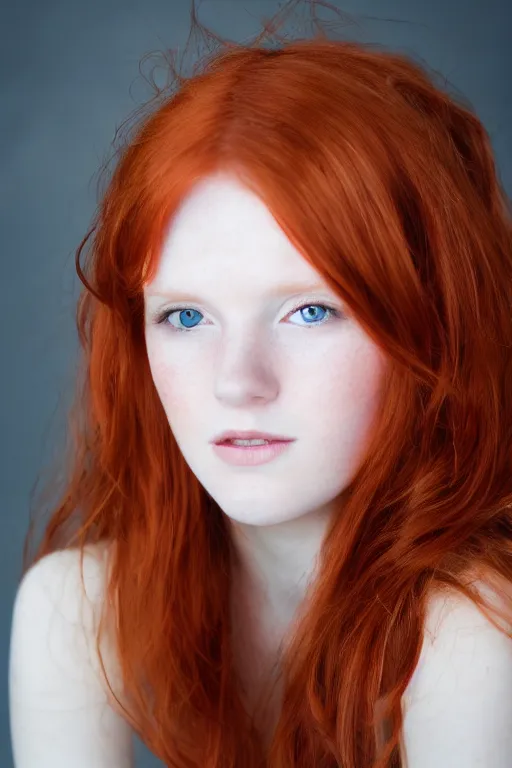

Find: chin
209;496;315;528
224;510;295;527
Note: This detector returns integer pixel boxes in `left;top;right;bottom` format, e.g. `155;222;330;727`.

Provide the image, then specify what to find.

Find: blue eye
297;305;329;324
162;308;203;330
156;303;342;331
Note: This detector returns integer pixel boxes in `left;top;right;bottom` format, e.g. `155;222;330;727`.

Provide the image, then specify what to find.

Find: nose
213;334;280;407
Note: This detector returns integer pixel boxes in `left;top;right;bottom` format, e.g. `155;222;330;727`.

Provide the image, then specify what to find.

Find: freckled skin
143;171;385;613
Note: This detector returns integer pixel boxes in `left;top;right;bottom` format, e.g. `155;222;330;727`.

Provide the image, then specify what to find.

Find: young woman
9;2;512;766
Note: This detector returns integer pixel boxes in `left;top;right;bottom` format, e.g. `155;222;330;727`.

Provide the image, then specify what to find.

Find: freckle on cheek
149;359;176;404
158;379;177;406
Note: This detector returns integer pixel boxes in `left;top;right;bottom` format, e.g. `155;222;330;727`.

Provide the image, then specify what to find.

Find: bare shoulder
9;543;133;768
401;579;512;768
11;543;113;673
15;542;110;618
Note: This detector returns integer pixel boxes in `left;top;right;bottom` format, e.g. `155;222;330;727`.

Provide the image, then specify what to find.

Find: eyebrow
145;282;332;302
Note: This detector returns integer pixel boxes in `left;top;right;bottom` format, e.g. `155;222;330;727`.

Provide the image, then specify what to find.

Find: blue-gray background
1;0;510;765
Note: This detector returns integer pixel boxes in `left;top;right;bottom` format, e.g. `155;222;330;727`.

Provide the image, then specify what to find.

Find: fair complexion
143;171;386;632
10;173;512;768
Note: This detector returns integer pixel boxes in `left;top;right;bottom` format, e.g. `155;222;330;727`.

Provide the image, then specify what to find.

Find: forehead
148;173;324;293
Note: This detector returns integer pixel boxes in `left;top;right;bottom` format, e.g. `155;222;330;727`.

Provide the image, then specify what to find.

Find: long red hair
23;1;512;765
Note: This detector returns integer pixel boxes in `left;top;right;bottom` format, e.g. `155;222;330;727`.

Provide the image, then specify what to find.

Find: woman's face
144;172;385;527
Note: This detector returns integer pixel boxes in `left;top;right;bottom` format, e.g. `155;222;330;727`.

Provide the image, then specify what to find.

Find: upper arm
9;546;134;768
401;588;512;767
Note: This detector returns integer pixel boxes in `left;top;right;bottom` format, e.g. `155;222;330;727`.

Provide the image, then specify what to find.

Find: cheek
146;340;197;418
150;359;179;408
311;336;385;448
146;329;385;444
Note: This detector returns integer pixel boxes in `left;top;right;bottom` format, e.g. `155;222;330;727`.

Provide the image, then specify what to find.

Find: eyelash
154;301;343;332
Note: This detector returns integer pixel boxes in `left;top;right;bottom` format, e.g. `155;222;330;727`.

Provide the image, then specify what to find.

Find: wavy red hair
24;1;512;766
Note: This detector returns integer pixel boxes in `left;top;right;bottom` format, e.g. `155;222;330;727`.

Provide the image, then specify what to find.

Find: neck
228;503;335;625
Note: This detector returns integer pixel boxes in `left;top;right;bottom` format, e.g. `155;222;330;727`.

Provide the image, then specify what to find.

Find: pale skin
144;171;386;650
9;171;512;766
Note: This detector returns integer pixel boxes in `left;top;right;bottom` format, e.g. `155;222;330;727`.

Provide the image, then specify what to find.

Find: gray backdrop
1;0;510;765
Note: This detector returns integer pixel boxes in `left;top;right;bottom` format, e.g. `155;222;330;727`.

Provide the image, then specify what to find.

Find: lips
212;429;294;445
